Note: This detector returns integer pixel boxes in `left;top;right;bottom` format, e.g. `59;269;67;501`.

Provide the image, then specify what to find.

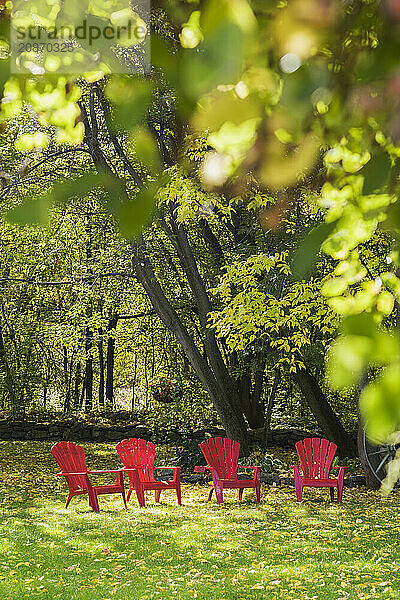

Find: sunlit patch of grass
0;442;398;599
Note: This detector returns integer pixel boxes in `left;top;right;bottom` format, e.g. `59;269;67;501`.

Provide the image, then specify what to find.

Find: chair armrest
238;466;261;484
154;466;180;471
86;469;124;474
194;466;207;473
57;469;124;476
57;471;88;476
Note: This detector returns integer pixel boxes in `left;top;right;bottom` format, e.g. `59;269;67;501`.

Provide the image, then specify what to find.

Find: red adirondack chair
194;437;261;504
51;441;127;513
116;438;181;507
292;437;345;502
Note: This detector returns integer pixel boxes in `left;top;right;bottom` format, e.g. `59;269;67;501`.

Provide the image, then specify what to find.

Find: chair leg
215;488;223;504
176;483;182;505
238;489;243;501
128;469;145;507
329;487;335;502
211;471;223;504
208;488;213;502
88;489;100;513
295;480;303;502
337;467;345;503
255;483;261;503
121;485;127;509
65;493;73;509
135;484;146;507
117;471;127;508
155;490;161;502
127;488;133;502
337;483;343;503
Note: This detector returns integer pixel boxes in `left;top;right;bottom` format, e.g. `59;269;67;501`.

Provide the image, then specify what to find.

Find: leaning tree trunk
133;240;249;449
295;367;356;457
80;85;249;446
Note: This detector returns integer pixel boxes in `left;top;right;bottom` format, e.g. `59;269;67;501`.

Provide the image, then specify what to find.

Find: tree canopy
0;0;399;460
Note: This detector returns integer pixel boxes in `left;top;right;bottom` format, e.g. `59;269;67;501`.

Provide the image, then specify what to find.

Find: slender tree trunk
131;353;137;411
98;328;105;408
106;316;118;406
74;360;81;407
0;323;15;407
295;367;356;457
80;379;85;408
63;346;71;412
84;326;93;411
144;347;149;408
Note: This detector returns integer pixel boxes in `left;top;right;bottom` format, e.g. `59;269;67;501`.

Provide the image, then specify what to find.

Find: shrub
172;438;206;472
242;450;286;474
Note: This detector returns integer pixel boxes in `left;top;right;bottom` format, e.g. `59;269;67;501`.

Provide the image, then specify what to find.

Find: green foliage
2;0;400;448
292;222;337;280
359;366;400;443
209;228;338;372
172;438;206;472
243;450;285;475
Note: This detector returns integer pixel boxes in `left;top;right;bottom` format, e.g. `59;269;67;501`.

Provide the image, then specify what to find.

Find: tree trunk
250;357;266;429
98;328;105;408
74;360;81;407
84;326;93;411
131;353;137;411
0;323;15;407
240;373;253;425
239;371;265;429
132;240;249;449
63;346;71;412
263;369;281;446
81;87;249;446
355;372;379;488
295;367;356;457
106;316;118;406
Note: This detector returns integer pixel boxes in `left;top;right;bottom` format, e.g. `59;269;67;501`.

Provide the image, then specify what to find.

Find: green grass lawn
0;441;399;600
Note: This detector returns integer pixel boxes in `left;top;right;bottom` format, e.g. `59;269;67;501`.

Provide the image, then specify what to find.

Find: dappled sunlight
0;442;399;598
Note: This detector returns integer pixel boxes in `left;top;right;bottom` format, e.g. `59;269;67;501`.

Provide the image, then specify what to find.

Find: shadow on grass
0;442;399;600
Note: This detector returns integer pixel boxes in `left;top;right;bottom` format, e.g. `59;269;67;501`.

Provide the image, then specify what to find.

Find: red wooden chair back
295;437;337;479
199;437;240;480
116;438;156;483
51;442;88;493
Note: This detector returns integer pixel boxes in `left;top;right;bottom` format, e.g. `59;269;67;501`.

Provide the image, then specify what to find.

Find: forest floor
0;441;399;600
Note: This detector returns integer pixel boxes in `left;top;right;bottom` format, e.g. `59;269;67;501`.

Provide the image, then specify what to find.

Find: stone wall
0;417;319;447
